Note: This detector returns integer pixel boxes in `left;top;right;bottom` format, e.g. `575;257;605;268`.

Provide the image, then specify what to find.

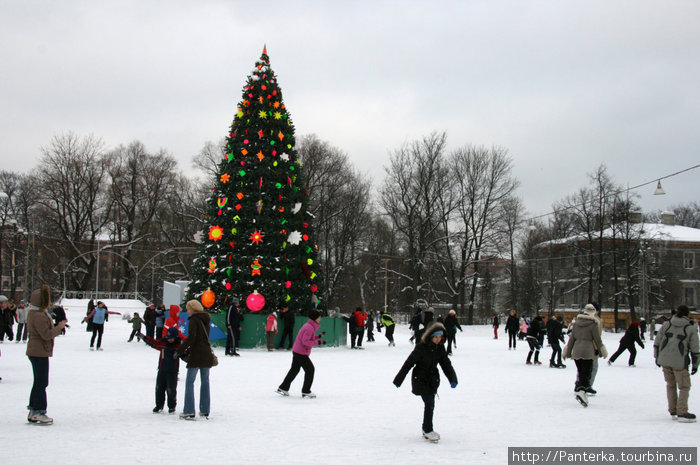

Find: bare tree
192;138;227;181
34;133;111;291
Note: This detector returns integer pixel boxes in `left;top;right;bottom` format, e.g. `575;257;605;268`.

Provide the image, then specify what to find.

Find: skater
16;300;29;342
505;310;519;349
393;322;458;443
381;311;396;346
639;318;647;341
155;304;166;340
408;308;422;344
266;311;278;351
0;296;13;341
525;316;544;365
608;321;645;367
225;298;242;356
143;302;157;339
127;312;144;342
82;301;121;350
85;299;95;333
366;310;375;342
277;309;326;398
492;313;499;339
586;302;604;393
547;315;566;368
518;317;528;341
142;326;181;414
562;304;608;407
443;309;462;355
176;300;216;420
653;305;699;422
376;310;382;333
162;305;185;340
352;307;367;349
26;285;67;425
52;305;67;335
277;306;295;350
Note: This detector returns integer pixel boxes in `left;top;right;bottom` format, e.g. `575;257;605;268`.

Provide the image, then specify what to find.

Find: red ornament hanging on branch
246;290;265;312
201;288;216;308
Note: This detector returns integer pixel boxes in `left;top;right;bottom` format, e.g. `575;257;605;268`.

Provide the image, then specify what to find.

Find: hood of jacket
421;322;447;344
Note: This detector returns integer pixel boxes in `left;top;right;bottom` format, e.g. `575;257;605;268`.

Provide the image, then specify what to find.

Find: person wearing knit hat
608;321;645;367
143;302;157;339
277;309;326;398
25;285;67;425
176;299;215;420
393;322;458;443
563;304;608;407
141;324;183;414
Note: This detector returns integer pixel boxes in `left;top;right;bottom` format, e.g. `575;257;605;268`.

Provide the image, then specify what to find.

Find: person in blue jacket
82;301;120;350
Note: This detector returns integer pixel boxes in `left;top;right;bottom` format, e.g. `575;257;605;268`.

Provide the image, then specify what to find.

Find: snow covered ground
1;300;697;465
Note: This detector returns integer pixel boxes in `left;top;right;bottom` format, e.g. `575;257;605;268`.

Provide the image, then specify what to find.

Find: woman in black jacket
393;322;458;442
505;310;519;350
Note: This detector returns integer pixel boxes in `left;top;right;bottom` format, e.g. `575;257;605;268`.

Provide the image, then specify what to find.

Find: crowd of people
1;287;698;437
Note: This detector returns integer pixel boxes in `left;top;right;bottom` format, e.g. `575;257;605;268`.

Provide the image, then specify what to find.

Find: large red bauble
246;291;266;312
201;289;215;308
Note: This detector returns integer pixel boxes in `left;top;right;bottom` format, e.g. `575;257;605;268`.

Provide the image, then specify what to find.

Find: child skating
141;326;182;414
393;322;458;442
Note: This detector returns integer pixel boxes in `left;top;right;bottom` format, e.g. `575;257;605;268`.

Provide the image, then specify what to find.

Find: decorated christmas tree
187;47;322;314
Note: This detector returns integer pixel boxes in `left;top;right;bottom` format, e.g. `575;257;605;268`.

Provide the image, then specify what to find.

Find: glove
317;339;326;346
450;381;458;389
692;365;698;375
318;332;326;338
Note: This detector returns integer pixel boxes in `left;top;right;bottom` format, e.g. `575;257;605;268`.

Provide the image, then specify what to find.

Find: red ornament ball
246;291;266;312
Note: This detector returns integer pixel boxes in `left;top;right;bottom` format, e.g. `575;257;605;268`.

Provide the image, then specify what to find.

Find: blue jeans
28;357;49;414
184;367;210;415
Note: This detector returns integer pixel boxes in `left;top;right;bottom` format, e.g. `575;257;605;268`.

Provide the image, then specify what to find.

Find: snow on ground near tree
1;300;697;465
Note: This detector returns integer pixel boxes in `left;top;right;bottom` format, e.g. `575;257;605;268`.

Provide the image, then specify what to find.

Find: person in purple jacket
276;309;326;398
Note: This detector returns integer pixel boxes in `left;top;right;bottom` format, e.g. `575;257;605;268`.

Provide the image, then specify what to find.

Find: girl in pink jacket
266;312;278;351
276;309;325;398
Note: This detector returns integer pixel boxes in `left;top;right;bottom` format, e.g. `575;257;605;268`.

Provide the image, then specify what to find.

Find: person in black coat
277;306;296;350
547;316;566;368
505;310;519;349
225;298;242;356
526;316;544;365
52;305;67;336
608;321;645;366
393;322;458;442
443;310;462;355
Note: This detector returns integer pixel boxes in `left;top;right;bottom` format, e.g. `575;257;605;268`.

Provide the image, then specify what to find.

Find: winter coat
83;306;119;325
52;306;66;324
492;316;499;328
163;308;185;340
654;316;700;370
281;309;295;327
526;317;544;340
443;314;461;335
177;312;215;368
505;315;519;333
380;313;395;327
155;307;166;327
292;318;321;356
619;324;644;348
520;319;529;334
129;315;143;331
143;306;157;326
26;307;63;357
143;335;181;373
226;304;242;328
353;310;367;327
17;305;29;324
393;322;457;396
546;318;565;344
409;311;422;331
266;313;278;333
562;314;607;360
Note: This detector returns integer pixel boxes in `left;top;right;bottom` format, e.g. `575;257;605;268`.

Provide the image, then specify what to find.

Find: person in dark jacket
142;326;181;413
526;316;544;365
443;310;462;355
85;299;95;333
393;322;457;442
143;302;157;339
176;300;216;420
492;314;499;339
155;304;166;340
547;316;566;368
608;321;645;366
225;299;242;356
505;310;519;350
52;305;67;335
366;310;375;342
639;318;647;341
277;306;296;350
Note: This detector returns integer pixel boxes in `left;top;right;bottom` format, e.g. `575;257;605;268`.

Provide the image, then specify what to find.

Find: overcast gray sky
1;0;698;220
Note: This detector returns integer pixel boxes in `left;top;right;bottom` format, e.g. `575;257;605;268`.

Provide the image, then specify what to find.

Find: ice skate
28;412;53;425
575;390;588;407
302;392;317;399
422;430;440;442
276;388;290;396
678;413;697;423
179;412;196;420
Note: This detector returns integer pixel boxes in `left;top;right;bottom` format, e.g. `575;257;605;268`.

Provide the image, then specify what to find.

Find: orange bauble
201;288;216;308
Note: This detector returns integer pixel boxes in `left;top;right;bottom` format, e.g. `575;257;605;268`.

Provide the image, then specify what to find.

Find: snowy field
0;300;697;465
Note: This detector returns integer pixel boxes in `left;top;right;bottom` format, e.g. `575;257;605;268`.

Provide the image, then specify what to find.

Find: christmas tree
187;47;322;314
